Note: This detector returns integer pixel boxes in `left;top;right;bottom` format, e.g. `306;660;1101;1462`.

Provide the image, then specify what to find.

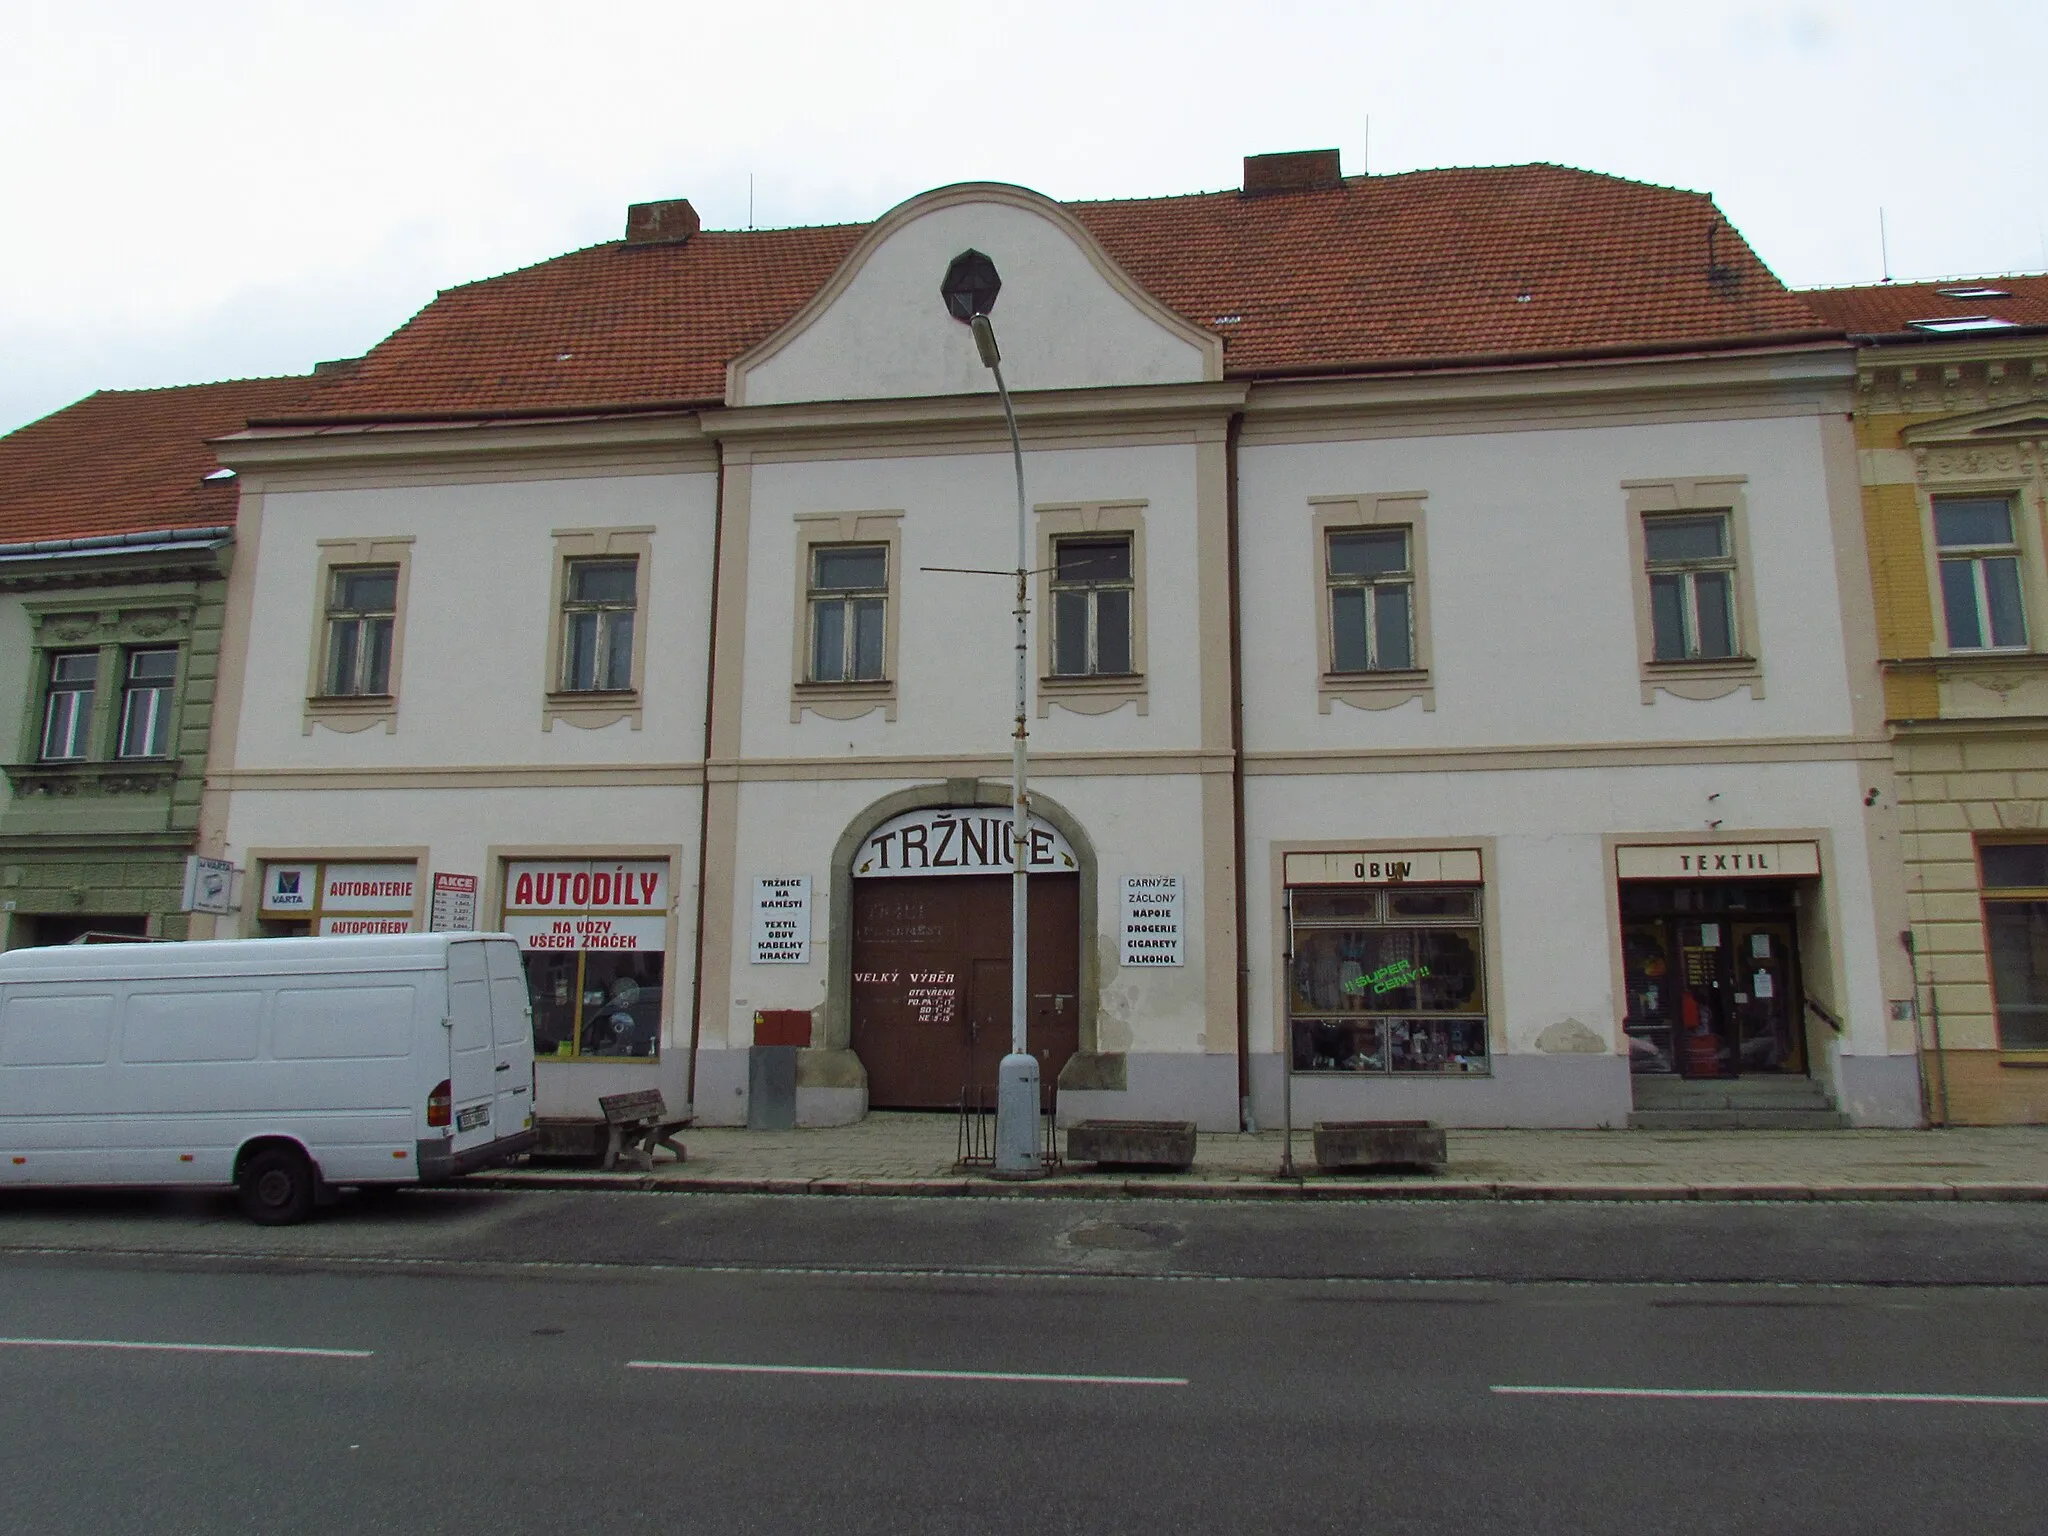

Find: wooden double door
850;873;1080;1109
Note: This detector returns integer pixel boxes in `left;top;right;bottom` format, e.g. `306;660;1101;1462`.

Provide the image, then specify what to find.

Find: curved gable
728;183;1220;406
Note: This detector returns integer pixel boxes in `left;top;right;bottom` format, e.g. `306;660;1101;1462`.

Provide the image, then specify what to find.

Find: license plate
456;1102;491;1131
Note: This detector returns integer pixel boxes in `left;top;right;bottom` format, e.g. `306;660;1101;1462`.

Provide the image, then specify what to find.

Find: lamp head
940;249;1002;323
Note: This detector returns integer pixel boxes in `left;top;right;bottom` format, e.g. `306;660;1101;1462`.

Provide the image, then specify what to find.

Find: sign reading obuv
852;807;1078;879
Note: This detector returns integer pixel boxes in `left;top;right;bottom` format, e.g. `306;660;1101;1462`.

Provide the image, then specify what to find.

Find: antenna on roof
1879;207;1891;284
1363;116;1369;177
749;173;755;231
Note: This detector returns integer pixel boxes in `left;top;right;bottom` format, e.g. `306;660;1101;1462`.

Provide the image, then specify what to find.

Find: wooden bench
597;1089;690;1173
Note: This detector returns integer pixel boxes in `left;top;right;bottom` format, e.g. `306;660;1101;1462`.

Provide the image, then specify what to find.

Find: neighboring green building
0;378;311;947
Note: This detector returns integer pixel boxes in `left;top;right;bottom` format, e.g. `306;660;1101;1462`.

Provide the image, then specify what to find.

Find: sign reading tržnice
851;807;1077;879
752;876;812;963
1120;875;1184;967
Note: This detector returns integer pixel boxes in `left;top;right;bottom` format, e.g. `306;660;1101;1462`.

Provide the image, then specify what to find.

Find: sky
3;0;2044;436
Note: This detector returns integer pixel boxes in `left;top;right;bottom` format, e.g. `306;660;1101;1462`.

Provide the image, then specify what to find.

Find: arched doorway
846;803;1084;1109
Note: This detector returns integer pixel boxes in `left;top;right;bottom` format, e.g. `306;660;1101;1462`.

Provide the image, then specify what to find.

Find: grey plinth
1066;1119;1197;1170
1312;1120;1446;1172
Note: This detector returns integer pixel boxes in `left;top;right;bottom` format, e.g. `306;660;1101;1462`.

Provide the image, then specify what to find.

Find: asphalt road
2;1190;2045;1534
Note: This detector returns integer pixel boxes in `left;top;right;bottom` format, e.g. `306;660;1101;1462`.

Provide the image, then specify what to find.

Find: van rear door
484;938;533;1135
444;942;497;1152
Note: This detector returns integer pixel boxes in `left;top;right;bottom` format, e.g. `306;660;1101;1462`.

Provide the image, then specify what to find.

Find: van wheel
238;1148;316;1226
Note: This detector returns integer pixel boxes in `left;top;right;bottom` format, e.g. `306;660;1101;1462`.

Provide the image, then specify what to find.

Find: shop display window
1982;841;2048;1051
522;949;664;1060
501;858;670;1063
1288;884;1488;1075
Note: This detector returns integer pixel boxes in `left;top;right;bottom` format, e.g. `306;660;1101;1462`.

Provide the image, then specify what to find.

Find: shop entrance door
851;873;1080;1109
1620;882;1806;1078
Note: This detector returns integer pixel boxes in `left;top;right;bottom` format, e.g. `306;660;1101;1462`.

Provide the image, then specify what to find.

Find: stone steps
1629;1074;1849;1130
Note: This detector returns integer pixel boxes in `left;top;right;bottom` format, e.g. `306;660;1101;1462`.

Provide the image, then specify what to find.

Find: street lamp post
941;248;1041;1178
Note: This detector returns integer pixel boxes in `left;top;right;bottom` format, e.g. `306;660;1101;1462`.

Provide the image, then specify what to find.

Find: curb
465;1170;2048;1203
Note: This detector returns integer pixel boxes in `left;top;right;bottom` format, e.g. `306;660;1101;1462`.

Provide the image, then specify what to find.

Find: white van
0;933;536;1223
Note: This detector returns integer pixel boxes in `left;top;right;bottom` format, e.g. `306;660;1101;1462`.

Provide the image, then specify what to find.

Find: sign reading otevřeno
852;807;1077;879
752;877;812;964
501;860;670;952
1121;875;1184;966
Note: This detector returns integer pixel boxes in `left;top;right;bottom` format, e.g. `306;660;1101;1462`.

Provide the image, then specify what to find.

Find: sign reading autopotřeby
259;860;418;934
1120;875;1184;966
501;859;670;952
852;807;1077;879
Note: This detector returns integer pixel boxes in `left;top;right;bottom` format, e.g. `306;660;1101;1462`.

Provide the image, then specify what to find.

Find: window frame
1310;493;1433;713
1930;493;2030;654
318;564;399;698
39;650;102;762
1035;501;1148;716
303;537;414;735
1644;511;1740;663
806;543;890;684
116;647;181;761
1326;525;1417;674
790;511;902;722
1979;838;2048;1055
1624;476;1764;703
544;527;653;730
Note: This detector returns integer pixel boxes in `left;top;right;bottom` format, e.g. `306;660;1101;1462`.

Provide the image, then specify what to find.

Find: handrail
1804;996;1845;1035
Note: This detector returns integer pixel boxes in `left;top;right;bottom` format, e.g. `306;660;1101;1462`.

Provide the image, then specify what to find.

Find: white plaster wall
742;444;1204;759
1245;757;1894;1067
741;200;1207;405
234;471;717;769
1239;413;1855;750
715;773;1214;1056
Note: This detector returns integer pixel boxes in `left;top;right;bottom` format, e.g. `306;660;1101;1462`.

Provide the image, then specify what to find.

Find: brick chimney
1242;149;1344;197
624;198;701;245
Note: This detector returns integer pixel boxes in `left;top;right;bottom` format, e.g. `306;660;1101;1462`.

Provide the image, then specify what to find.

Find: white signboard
259;862;320;914
429;872;479;932
852;807;1078;879
319;914;415;936
1615;842;1821;880
504;914;667;951
181;856;235;916
1283;849;1484;886
1121;875;1184;967
259;860;418;931
501;859;671;953
752;877;812;964
321;864;417;912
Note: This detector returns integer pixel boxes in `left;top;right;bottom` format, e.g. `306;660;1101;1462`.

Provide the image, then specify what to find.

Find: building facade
193;155;1920;1127
1806;276;2048;1124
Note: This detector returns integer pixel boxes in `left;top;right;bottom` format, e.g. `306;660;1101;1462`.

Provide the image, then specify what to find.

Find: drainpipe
1901;928;1948;1128
1226;410;1252;1130
684;445;728;1113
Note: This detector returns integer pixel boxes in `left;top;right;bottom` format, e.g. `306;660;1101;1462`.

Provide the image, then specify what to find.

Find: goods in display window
502;859;671;1062
1286;882;1489;1076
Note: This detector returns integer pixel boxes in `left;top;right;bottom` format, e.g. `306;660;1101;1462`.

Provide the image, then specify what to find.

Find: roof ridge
1801;270;2048;293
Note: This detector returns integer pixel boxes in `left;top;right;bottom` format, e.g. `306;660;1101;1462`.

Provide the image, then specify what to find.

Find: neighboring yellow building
1806;276;2048;1123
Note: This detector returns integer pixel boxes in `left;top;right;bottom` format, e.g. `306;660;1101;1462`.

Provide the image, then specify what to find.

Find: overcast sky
4;0;2042;435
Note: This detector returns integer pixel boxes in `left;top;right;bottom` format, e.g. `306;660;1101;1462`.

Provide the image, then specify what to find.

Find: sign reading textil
852;807;1078;879
429;872;479;932
1121;876;1184;966
1615;842;1822;881
502;860;670;952
752;877;812;964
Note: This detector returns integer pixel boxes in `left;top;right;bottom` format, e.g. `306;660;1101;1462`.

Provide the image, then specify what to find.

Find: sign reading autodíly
1121;875;1184;967
1615;842;1820;880
501;859;672;954
429;872;478;932
853;808;1077;879
751;877;812;964
1283;849;1483;886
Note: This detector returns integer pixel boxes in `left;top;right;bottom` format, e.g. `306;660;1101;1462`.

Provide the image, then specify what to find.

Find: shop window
117;649;178;759
1645;513;1738;661
1051;537;1134;676
1288;884;1488;1074
40;652;98;761
560;557;638;692
321;565;398;697
1935;496;2028;651
808;544;888;683
256;860;418;936
501;859;670;1061
1982;842;2048;1051
1327;527;1414;672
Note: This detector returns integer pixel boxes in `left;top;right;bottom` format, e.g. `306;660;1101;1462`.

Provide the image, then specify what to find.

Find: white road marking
1494;1385;2048;1407
0;1336;372;1359
629;1360;1186;1387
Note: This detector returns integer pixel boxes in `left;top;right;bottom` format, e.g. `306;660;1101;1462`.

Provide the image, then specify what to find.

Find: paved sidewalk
478;1114;2048;1202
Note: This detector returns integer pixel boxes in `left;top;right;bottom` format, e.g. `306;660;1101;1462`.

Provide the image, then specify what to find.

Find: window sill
791;678;896;723
1998;1051;2048;1069
1640;655;1762;704
1319;669;1433;714
304;693;397;735
544;689;642;732
3;760;178;797
1038;672;1148;718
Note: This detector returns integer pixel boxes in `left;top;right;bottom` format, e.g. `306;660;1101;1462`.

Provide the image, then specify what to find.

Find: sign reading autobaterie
851;807;1078;879
751;877;812;964
501;860;670;953
259;860;418;935
1121;875;1184;967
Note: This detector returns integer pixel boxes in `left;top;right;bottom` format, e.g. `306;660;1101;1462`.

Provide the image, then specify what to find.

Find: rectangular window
40;652;98;761
1287;883;1488;1075
1935;496;2028;651
501;860;670;1062
1327;527;1414;672
322;565;398;696
117;649;178;759
560;557;638;692
1050;536;1134;676
1645;513;1738;661
808;544;887;683
1982;842;2048;1051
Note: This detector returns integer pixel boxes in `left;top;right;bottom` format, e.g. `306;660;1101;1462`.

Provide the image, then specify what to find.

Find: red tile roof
0;376;316;546
280;164;1833;423
1799;274;2048;337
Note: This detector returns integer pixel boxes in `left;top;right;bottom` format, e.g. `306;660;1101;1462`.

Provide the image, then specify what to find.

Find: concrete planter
1312;1119;1446;1173
1067;1118;1198;1170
